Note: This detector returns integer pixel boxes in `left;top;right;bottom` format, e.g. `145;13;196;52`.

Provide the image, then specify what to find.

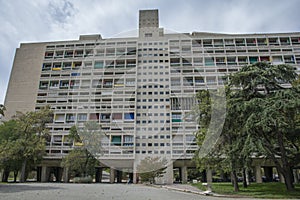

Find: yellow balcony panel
74;142;83;146
52;67;62;71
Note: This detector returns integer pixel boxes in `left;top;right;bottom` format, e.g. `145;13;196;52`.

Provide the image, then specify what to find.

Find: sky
1;0;300;104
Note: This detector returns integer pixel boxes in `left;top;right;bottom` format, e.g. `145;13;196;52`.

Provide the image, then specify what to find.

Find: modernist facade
4;9;300;184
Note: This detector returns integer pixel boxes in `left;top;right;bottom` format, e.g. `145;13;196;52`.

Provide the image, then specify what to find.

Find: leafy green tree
78;121;106;157
0;120;22;182
61;148;98;178
0;104;5;117
228;62;299;191
62;122;101;178
136;156;167;184
194;89;248;192
195;63;299;192
17;106;53;182
0;106;53;182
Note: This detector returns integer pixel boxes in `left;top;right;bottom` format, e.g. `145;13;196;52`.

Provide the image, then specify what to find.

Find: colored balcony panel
249;57;258;64
94;61;104;69
204;57;215;66
124;113;134;120
89;113;100;121
112;113;122;120
111;136;121;146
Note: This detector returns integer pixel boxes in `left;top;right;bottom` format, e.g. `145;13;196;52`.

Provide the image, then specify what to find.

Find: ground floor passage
29;159;300;185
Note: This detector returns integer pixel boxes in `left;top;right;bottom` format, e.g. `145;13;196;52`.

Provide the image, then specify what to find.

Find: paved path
0;183;281;200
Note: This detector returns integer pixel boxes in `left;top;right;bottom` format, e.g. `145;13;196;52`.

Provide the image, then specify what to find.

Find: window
205;57;214;66
112;113;122;120
77;114;87;122
111;136;121;146
123;136;133;146
94;61;104;69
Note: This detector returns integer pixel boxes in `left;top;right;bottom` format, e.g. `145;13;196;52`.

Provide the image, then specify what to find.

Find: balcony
235;39;245;46
44;52;54;59
280;37;290;45
246;38;257;46
268;38;280;46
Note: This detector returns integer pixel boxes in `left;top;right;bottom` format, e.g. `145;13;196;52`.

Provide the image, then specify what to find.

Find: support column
293;169;299;184
41;166;48;182
279;173;285;183
206;168;212;191
181;166;188;184
110;168;116;183
164;163;174;185
133;172;138;184
255;166;262;183
156;162;173;185
63;167;69;183
246;170;250;185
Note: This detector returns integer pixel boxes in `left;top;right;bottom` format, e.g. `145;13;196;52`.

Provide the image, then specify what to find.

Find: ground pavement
0;183;287;200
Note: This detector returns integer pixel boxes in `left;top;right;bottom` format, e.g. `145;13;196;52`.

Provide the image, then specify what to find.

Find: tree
15;106;53;182
0;120;22;182
136;156;167;184
194;89;248;192
195;62;299;192
228;62;299;191
61;122;100;178
61;148;98;178
0;104;5;118
0;106;53;182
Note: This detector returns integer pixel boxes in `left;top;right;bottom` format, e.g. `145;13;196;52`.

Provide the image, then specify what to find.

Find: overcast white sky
1;0;300;104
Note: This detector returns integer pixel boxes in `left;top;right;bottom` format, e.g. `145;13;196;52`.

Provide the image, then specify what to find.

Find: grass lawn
192;182;300;199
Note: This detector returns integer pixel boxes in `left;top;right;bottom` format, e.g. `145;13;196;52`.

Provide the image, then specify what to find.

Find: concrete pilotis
255;166;262;183
279;173;285;183
181;166;188;184
41;166;49;182
110;168;116;183
293;169;299;184
206;168;212;191
133;172;138;184
164;163;174;184
63;167;69;183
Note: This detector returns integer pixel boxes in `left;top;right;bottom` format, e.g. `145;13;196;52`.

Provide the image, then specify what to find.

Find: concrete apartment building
4;9;300;184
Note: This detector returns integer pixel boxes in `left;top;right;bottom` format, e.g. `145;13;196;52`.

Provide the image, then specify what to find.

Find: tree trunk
277;131;295;191
20;159;27;183
84;150;89;177
280;168;295;192
2;168;10;182
231;170;239;192
14;171;18;182
242;168;248;188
